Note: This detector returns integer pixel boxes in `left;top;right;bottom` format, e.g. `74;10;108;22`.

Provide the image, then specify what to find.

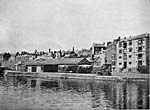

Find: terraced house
116;33;150;73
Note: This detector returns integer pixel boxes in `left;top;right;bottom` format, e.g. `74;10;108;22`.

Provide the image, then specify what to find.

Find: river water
0;76;149;110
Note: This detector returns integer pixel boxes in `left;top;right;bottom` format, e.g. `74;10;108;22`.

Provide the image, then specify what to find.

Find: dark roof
26;58;91;66
93;43;106;47
25;58;45;66
127;33;150;40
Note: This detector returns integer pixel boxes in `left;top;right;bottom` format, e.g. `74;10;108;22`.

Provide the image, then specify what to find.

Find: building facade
26;58;91;73
92;43;106;55
116;33;150;73
105;42;117;72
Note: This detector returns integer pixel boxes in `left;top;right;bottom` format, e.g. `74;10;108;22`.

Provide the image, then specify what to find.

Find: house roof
26;58;91;66
127;33;150;41
93;43;106;47
25;58;45;66
86;57;93;63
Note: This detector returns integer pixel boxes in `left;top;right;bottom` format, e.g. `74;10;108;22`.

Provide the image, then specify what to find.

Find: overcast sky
0;0;150;53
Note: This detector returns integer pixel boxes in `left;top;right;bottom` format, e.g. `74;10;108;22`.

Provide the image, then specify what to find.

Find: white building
92;43;106;55
116;33;150;72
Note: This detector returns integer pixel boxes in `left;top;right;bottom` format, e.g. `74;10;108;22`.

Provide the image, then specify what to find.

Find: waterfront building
105;42;117;72
26;58;91;73
16;55;34;62
105;37;120;72
116;33;150;73
15;61;26;71
91;43;106;65
0;60;17;70
92;43;106;55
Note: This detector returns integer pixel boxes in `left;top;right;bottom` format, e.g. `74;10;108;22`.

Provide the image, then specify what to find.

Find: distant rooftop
26;58;90;66
127;33;150;41
93;43;106;47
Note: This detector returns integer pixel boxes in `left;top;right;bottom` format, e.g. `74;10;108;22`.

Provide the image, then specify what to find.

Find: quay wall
5;71;149;82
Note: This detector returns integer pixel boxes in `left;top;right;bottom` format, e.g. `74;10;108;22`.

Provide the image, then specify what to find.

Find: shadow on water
0;76;149;109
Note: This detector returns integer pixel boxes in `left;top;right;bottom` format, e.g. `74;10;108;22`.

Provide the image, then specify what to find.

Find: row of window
119;48;132;53
118;46;145;54
118;39;144;48
118;54;144;59
118;55;132;59
118;62;132;65
118;60;144;65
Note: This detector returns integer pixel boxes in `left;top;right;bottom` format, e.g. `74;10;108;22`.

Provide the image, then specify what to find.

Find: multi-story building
116;33;150;73
92;43;106;55
105;37;120;72
106;42;117;72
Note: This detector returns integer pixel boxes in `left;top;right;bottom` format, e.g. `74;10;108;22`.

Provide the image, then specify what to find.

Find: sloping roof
26;58;91;66
86;57;93;63
25;58;46;66
127;33;150;40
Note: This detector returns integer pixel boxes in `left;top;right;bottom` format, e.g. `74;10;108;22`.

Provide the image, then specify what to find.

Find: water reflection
0;76;149;109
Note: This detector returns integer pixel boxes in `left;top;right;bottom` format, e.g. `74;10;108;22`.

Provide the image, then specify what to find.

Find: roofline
127;33;150;41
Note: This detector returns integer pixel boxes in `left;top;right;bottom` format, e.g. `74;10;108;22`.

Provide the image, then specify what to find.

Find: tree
15;52;20;56
3;52;11;61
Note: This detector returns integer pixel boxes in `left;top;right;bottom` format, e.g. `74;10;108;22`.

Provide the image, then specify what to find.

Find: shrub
137;65;149;74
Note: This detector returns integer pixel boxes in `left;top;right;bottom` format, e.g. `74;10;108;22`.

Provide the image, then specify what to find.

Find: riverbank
5;70;149;82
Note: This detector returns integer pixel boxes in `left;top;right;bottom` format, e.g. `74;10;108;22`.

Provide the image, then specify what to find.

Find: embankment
5;70;149;82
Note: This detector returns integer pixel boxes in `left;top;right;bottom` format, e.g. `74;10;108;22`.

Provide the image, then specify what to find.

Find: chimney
49;49;51;53
118;37;121;41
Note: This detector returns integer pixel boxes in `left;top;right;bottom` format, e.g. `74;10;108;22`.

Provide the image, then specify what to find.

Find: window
129;40;132;45
129;48;132;52
119;62;122;65
112;61;116;66
138;46;142;52
138;39;143;45
123;42;127;48
32;66;36;72
123;53;127;60
119;42;122;47
138;54;142;59
112;67;115;70
138;60;142;65
129;55;132;58
119;56;122;59
119;49;122;53
129;62;132;64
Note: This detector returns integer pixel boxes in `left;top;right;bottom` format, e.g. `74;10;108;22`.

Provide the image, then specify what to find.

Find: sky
0;0;150;53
